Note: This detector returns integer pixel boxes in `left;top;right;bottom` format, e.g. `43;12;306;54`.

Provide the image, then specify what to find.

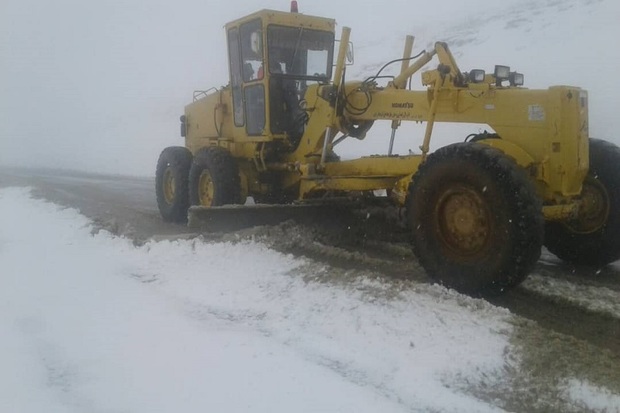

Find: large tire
189;146;243;207
156;146;192;223
545;139;620;266
406;143;544;295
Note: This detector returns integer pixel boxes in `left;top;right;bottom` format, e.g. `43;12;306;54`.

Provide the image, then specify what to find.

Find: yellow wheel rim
566;177;610;234
163;167;175;204
436;185;491;257
198;170;215;206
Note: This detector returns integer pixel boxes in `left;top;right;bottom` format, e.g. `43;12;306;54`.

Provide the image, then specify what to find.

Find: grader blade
187;203;359;233
187;200;407;241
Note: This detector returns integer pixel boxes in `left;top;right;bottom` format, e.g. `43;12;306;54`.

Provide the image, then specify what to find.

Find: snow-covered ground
2;186;620;412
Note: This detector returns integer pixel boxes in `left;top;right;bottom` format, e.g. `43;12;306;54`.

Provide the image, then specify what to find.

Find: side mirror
346;41;354;65
334;40;355;66
180;115;187;137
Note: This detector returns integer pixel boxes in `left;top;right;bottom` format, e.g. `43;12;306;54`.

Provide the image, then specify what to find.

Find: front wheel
406;143;544;295
545;139;620;266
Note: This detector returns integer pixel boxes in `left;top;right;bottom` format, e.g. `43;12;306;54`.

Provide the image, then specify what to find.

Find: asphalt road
0;167;191;240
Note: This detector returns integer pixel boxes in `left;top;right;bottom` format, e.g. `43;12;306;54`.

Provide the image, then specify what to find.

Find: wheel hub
163;167;175;204
436;186;490;256
568;177;609;234
198;170;215;206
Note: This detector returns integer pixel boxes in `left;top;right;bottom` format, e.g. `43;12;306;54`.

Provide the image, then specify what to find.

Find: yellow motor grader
156;4;620;295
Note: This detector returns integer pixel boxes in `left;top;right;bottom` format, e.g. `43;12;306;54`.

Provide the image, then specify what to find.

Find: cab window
240;19;264;82
267;26;334;80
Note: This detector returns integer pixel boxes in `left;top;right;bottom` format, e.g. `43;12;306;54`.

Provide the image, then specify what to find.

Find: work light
494;65;510;81
510;72;524;86
469;69;486;83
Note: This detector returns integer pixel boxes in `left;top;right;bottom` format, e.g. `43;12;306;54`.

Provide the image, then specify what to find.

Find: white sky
1;0;618;175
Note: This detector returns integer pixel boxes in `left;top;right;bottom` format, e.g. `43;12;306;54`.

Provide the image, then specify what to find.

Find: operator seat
269;58;304;147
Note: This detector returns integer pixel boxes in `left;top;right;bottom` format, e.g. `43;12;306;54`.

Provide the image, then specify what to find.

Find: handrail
193;87;219;101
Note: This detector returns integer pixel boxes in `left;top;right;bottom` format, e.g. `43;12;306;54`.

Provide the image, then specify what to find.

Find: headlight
494;65;510;86
469;69;486;83
509;72;524;86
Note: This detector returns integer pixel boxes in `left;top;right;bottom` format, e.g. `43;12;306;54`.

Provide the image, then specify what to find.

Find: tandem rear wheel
188;146;243;207
156;146;193;223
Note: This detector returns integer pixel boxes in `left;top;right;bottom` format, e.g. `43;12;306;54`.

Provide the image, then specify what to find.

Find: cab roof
224;9;336;33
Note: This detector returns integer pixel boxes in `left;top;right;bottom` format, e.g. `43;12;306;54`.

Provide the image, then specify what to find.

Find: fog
1;0;618;176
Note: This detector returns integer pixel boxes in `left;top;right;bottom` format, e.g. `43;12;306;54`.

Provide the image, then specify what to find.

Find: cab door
227;19;266;137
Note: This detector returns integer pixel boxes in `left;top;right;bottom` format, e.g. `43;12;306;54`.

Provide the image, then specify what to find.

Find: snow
0;187;514;412
564;379;620;412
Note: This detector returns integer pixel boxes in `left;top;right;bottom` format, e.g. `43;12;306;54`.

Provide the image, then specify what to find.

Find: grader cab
156;4;620;295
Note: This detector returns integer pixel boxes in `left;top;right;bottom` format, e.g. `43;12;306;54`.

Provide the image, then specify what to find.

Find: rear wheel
406;143;544;295
156;146;192;223
189;146;242;207
545;139;620;266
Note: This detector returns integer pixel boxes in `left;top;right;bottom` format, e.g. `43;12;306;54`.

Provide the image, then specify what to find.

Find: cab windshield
267;26;334;81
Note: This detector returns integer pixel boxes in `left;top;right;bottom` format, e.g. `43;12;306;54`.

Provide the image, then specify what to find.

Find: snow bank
0;187;515;412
